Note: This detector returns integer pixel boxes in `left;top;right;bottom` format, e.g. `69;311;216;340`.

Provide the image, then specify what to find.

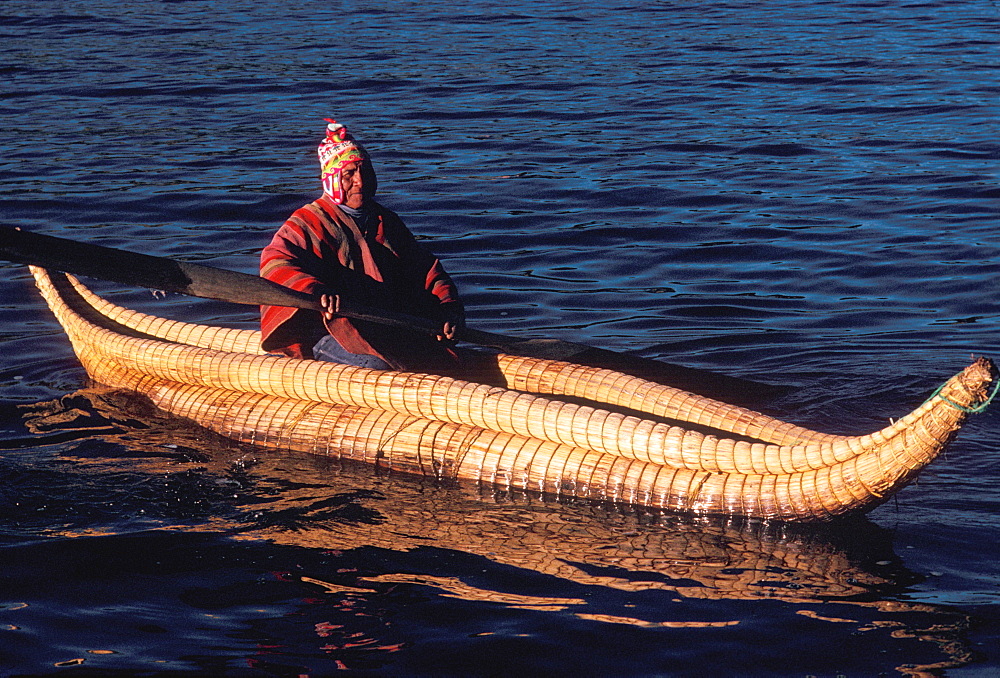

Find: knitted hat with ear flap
317;119;376;204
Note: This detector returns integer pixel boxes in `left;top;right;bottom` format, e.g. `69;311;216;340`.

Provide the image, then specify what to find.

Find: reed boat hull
30;267;996;521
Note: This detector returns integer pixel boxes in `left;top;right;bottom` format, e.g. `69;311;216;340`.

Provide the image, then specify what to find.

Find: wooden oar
0;226;785;402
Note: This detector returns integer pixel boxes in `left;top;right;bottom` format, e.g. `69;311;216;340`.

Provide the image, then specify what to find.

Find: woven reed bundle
63;272;827;446
60;272;845;456
495;354;844;446
70;351;994;520
64;272;265;355
32;267;996;520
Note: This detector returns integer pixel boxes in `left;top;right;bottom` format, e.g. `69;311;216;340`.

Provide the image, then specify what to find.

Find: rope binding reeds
925;374;999;414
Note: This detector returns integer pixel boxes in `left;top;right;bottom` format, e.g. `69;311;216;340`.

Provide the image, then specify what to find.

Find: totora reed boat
30;266;996;521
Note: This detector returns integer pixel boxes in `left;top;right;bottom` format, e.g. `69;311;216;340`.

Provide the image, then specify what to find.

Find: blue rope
926;378;1000;415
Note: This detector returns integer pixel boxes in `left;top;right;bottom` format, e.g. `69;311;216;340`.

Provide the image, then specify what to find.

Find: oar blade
0;226;320;311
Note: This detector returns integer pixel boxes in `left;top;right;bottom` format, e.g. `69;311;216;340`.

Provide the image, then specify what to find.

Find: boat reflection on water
20;388;977;676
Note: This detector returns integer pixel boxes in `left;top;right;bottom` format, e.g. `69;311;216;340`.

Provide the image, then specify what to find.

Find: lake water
1;1;998;675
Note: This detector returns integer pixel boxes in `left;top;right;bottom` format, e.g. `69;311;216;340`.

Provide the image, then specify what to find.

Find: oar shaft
0;225;784;402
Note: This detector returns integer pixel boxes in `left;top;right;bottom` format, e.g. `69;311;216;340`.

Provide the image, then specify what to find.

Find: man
260;120;465;373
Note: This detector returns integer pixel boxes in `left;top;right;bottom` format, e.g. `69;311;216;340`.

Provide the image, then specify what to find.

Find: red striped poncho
260;194;463;371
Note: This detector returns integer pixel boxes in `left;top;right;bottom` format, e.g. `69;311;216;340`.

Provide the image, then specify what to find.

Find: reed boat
30;266;996;521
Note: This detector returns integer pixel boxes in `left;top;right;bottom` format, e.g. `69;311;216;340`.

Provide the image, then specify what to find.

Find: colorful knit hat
317;119;366;204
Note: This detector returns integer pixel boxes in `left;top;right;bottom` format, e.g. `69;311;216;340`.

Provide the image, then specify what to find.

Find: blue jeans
312;335;393;370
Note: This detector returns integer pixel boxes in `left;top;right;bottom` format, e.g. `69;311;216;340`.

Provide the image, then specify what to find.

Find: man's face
341;161;364;209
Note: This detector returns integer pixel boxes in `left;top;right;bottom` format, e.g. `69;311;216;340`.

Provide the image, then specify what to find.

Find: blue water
1;1;998;674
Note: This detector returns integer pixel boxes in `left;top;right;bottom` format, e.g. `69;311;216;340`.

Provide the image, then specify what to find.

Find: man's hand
319;293;340;320
437;306;465;342
439;319;459;341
